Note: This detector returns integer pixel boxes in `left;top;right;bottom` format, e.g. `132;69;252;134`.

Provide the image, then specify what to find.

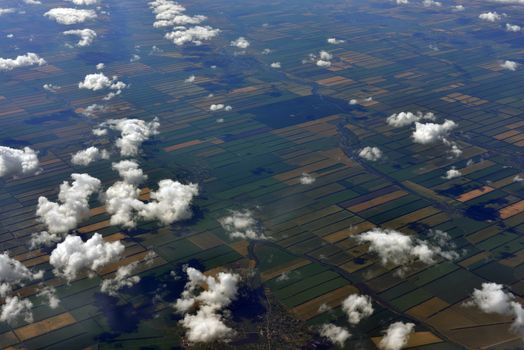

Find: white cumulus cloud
479;11;502;22
386;111;435;127
44;8;97;25
50;233;124;281
230;37;250;49
36;173;101;235
0;146;40;178
359;146;382;161
220;210;266;240
412;119;457;144
501;60;519;71
174;267;240;343
63;28;97;47
0;53;46;71
100;118;159;157
320;323;351;347
71;146;109;166
342;294;374;324
0;296;33;324
379;322;415;350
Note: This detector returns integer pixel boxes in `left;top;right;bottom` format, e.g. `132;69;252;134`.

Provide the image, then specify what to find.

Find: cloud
37;286;60;309
305;51;334;68
50;233;125;281
506;23;521;31
63;28;97;47
43;83;61;92
0;146;40;178
479;12;502;22
80;103;107;118
209;104;232;112
174;267;240;343
139;179;199;225
396;0;409;4
0;253;42;297
78;73;127;99
149;0;206;27
379;322;415;350
100;262;140;296
327;38;345;44
501;60;519;71
270;62;281;68
165;25;220;45
24;0;41;5
71;146;109;166
0;8;16;16
29;231;62;248
386;111;435;127
320;323;351;347
104;162;198;228
96;63;104;70
100;118;159;157
230;37;250;49
300;172;315;185
444;167;461;179
36;173;101;235
466;283;524;339
422;0;442;6
220;210;267;240
342;294;374;324
0;296;33;324
68;0;98;5
359;146;382;161
0;53;46;71
356;228;458;274
451;4;465;11
185;75;195;83
411;120;457;144
44;8;97;25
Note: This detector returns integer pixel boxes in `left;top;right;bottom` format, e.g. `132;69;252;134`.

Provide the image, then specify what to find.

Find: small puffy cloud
210;104;224;111
300;172;315;185
96;62;104;70
78;73;127;99
100;262;140;296
320;323;351;347
356;228;458;274
262;48;272;55
451;4;465;11
0;146;40;178
63;28;96;47
29;231;62;249
359;146;382;161
327;37;345;44
68;0;98;5
0;53;46;71
130;54;141;62
411;119;457;144
100;118;159;157
506;23;521;32
174;267;240;343
479;12;501;22
379;322;415;350
164;26;220;46
342;294;374;324
466;283;524;339
513;175;524;183
43;83;60;92
185;75;195;83
0;8;16;16
71;146;109;166
317;60;331;67
105;163;198;228
396;0;409;4
44;8;97;25
81;103;106;118
36;173;101;235
149;0;206;28
50;233;124;281
37;286;60;309
220;210;266;240
270;62;281;68
230;37;250;49
0;296;33;324
386;111;435;127
422;0;442;6
501;60;519;71
444;167;461;179
139;179;199;225
24;0;41;5
0;253;41;297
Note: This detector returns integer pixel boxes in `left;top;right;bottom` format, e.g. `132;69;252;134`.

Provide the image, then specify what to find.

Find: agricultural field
0;0;524;349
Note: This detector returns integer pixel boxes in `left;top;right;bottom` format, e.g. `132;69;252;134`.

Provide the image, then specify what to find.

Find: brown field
291;285;357;320
499;200;524;219
14;313;76;341
456;186;494;202
260;259;310;282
